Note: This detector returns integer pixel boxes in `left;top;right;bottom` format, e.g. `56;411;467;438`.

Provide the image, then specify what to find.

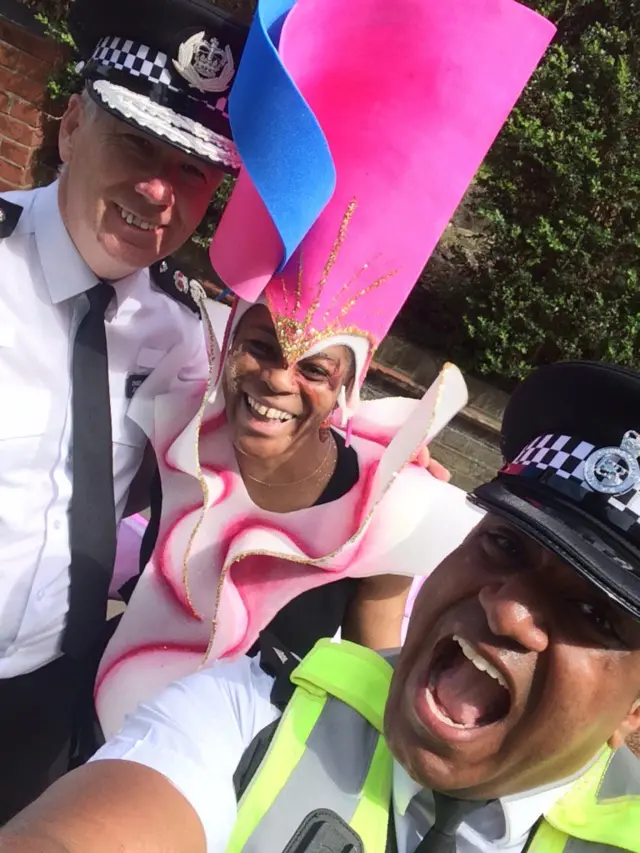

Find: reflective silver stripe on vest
240;696;378;852
597;746;640;801
557;747;640;853
564;841;626;852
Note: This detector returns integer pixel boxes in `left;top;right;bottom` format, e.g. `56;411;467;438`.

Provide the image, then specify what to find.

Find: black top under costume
250;430;361;660
132;430;360;659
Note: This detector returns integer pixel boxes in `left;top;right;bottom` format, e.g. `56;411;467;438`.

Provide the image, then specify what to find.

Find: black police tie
413;792;490;853
62;282;117;659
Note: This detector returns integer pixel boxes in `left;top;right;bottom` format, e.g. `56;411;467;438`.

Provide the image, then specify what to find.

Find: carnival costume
96;0;554;737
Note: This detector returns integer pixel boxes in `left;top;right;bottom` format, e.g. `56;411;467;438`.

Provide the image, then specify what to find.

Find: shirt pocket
0;386;52;482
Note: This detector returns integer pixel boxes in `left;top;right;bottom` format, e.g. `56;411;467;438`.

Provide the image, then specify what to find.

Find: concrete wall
366;334;508;491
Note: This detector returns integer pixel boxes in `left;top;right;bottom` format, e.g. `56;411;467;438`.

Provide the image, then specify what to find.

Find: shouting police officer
2;359;639;851
0;0;247;821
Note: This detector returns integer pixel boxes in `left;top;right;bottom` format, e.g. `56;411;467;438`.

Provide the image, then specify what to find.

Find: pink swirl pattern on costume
95;640;208;697
96;366;481;739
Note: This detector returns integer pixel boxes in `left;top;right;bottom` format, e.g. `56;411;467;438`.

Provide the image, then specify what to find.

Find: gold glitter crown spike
218;0;555;405
265;199;398;368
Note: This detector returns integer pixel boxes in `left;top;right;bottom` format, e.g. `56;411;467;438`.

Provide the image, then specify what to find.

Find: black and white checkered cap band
501;433;640;541
92;37;173;87
80;36;238;169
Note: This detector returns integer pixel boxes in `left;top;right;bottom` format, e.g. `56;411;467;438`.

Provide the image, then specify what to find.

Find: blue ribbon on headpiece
228;0;336;271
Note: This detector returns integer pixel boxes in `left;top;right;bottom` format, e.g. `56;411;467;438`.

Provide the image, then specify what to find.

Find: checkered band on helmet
92;36;173;86
501;433;640;534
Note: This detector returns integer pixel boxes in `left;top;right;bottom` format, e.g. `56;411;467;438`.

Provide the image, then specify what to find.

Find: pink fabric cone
211;0;555;373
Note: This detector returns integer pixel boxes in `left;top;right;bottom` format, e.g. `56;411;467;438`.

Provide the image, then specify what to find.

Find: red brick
0;91;9;115
0;157;25;187
0;113;39;147
0;42;48;82
0;20;62;65
10;97;42;128
0;67;46;108
1;138;31;168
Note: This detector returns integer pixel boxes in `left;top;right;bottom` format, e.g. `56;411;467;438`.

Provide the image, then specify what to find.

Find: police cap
69;0;249;173
472;361;640;621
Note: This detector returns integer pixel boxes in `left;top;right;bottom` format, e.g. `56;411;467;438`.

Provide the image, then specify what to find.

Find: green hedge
17;0;640;382
399;0;639;382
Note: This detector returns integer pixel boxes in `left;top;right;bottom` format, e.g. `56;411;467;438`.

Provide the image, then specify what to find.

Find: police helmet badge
173;31;235;93
584;430;640;496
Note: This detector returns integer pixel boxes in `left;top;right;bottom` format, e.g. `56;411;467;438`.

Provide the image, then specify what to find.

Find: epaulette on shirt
150;256;202;316
0;198;23;237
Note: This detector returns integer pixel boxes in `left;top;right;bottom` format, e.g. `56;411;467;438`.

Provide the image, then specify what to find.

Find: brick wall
0;13;64;191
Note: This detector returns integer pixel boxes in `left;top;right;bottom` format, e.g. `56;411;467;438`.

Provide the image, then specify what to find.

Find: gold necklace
244;433;336;488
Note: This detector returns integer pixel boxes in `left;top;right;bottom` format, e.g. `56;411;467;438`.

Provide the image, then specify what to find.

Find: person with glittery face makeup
222;304;355;511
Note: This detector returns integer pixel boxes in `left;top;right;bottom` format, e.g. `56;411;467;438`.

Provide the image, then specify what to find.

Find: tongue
434;655;508;727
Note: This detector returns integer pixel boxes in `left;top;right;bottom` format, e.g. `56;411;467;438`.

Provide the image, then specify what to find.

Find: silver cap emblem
584;430;640;495
173;31;235;93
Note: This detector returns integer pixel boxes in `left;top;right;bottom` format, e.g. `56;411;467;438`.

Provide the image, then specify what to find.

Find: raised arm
342;573;413;649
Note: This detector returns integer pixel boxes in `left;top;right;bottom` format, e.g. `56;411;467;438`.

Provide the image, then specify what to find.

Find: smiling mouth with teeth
116;204;157;232
245;394;296;423
425;635;511;730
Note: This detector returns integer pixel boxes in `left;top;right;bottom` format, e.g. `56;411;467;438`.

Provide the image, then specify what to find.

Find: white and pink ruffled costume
96;0;555;736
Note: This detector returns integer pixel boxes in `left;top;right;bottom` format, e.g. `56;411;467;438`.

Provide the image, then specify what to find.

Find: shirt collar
33;180;98;305
393;753;601;847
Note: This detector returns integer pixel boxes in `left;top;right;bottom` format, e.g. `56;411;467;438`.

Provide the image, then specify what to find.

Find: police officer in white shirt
0;0;248;821
3;361;640;852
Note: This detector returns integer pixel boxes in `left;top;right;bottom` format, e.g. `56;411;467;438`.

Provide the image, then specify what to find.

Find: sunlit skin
223;304;354;491
57;93;224;280
385;513;640;799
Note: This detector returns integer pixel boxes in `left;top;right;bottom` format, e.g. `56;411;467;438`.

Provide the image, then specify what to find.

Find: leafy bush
403;0;639;381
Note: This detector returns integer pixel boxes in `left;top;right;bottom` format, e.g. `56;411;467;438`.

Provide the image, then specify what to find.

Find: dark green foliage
442;0;640;380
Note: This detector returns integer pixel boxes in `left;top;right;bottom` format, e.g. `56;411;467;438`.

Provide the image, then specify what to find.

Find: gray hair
80;87;102;123
58;87;103;176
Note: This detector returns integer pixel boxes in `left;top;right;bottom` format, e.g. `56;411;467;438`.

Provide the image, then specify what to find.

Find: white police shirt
92;652;578;853
0;181;206;678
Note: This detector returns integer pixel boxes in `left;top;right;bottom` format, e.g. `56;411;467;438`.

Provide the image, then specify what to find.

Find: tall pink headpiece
211;0;555;396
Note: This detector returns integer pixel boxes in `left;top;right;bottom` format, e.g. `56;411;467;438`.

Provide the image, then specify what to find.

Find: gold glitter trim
201;364;456;666
266;200;397;365
182;283;216;621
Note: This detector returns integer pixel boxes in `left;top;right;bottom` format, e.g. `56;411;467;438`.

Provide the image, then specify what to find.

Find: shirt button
36;590;45;602
53;519;61;530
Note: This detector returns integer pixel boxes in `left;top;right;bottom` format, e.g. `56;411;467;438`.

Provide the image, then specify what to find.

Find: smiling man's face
385;513;640;799
58;93;223;280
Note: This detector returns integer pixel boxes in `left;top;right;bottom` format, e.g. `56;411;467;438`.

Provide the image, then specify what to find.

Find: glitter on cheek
224;354;242;397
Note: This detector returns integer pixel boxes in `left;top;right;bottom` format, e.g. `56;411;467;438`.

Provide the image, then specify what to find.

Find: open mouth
424;635;511;731
115;203;159;232
245;394;296;423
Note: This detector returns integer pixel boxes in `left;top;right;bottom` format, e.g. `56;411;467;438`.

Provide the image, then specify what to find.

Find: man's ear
58;94;84;164
608;699;640;750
